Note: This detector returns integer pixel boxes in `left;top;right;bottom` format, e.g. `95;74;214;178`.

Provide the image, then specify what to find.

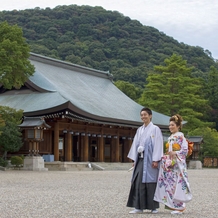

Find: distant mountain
0;4;217;87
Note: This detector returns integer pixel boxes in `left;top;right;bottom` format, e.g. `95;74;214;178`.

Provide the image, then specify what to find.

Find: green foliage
139;54;211;133
20;154;25;160
0;106;23;159
207;66;218;109
0;5;217;90
114;80;142;101
0;21;35;89
202;66;218;129
188;127;218;157
0;157;8;167
0;121;23;155
10;156;23;168
0;115;5;135
0;106;23;124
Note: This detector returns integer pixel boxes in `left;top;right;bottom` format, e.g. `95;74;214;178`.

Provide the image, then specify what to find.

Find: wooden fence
203;157;218;167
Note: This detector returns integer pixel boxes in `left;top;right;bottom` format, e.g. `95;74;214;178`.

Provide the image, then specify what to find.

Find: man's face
140;111;151;125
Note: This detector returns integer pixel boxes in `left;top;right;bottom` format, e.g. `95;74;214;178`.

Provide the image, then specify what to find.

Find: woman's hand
168;151;176;159
152;161;158;168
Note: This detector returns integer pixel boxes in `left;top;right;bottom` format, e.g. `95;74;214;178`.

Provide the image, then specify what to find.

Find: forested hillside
0;4;217;88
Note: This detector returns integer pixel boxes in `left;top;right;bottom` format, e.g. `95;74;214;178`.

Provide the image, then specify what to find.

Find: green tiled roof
18;116;51;129
0;92;68;112
0;53;170;129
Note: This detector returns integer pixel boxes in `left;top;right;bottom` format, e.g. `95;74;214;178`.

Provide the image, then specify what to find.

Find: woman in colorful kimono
154;114;192;215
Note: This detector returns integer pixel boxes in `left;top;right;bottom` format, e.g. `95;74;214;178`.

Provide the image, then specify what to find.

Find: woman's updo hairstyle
170;114;183;129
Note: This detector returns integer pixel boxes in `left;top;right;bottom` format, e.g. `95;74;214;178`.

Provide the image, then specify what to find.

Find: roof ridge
29;52;113;80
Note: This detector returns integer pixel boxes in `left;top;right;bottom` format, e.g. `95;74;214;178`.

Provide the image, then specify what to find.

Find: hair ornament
173;115;178;122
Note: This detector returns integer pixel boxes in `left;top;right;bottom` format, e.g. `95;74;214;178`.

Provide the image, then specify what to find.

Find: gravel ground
0;168;218;218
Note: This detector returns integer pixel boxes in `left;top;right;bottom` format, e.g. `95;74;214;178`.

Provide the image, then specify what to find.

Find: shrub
10;156;23;168
20;154;25;160
0;157;8;167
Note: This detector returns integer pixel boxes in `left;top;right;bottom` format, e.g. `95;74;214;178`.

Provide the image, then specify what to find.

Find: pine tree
139;54;210;132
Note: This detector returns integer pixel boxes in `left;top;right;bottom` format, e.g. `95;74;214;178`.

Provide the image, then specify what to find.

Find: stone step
44;162;133;171
45;162;92;171
91;162;133;171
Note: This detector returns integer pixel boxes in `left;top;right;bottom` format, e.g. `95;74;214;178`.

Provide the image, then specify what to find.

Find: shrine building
0;53;170;162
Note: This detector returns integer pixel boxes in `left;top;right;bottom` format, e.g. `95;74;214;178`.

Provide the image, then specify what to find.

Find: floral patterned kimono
154;132;192;211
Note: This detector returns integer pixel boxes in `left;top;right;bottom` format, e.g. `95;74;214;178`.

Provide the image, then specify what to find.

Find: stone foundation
188;160;202;169
23;156;48;171
45;162;92;171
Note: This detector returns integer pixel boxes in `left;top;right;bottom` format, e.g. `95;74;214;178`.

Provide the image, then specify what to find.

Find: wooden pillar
98;136;104;162
80;136;84;161
65;132;72;161
122;139;127;162
110;138;115;162
127;139;133;162
29;141;33;155
115;137;119;162
83;135;89;161
110;137;119;162
54;122;59;161
32;141;38;155
36;142;39;155
33;141;36;152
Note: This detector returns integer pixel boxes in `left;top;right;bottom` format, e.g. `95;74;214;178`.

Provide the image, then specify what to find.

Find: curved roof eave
23;101;170;129
67;102;170;128
23;101;140;126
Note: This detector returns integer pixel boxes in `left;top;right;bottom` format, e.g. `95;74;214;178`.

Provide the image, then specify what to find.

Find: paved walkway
0;168;217;218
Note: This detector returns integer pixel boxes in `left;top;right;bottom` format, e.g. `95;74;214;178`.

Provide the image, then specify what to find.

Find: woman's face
140;111;151;125
169;121;180;134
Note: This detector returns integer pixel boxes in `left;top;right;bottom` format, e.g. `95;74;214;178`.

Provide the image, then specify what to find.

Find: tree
188;127;218;158
0;121;23;159
139;54;210;132
0;106;23;124
205;66;218;129
114;80;142;102
0;115;5;135
0;106;23;159
0;21;35;89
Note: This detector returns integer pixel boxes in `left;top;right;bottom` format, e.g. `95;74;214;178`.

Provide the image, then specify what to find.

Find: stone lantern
18;116;51;171
186;136;203;169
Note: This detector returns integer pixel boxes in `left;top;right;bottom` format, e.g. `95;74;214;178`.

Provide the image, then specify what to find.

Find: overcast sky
1;0;218;59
